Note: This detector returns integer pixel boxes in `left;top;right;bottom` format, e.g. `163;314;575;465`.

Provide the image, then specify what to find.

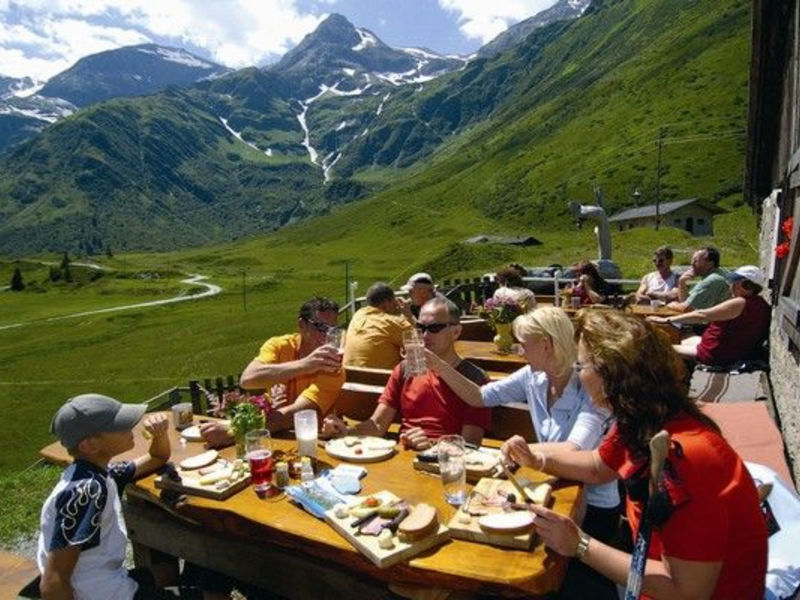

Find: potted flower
478;297;526;352
210;390;272;457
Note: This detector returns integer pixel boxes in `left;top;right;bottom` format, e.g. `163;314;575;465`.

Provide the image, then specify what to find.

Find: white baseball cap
402;272;434;291
726;265;766;287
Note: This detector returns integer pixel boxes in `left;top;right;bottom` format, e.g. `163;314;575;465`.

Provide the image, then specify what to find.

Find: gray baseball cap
51;393;146;449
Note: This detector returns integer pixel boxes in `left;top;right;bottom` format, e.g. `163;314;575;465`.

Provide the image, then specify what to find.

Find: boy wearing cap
648;265;770;366
38;393;175;600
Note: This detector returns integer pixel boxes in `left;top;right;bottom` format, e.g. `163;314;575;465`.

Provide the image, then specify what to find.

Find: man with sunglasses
634;246;679;304
322;297;490;450
200;297;344;447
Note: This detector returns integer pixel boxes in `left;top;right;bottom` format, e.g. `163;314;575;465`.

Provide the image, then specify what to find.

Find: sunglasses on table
415;322;452;334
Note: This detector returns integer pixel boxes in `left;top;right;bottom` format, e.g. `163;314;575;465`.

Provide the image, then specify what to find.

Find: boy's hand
143;413;169;438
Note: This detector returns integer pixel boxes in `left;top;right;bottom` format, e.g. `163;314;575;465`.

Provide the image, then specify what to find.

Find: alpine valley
0;0;749;256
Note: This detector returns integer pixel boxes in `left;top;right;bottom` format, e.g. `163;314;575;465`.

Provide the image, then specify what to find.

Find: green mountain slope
0;89;323;254
0;0;750;256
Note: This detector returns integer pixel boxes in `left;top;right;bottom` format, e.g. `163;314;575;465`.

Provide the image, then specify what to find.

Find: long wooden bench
0;550;39;599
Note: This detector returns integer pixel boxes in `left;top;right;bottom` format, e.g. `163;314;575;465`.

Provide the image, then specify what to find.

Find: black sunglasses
416;322;451;334
304;318;332;333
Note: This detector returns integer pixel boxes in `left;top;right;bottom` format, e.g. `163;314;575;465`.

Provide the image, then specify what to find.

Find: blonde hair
512;306;576;378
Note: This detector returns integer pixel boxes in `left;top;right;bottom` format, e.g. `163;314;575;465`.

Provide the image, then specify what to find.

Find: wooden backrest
344;366;393;387
488;403;537;443
334;382;385;421
458;318;495;341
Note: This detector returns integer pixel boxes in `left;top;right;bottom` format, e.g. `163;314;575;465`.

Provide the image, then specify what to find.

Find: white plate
478;511;535;534
180;425;203;442
325;436;396;463
179;449;219;470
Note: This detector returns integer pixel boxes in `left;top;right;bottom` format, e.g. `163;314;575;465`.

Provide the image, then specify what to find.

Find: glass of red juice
245;429;273;493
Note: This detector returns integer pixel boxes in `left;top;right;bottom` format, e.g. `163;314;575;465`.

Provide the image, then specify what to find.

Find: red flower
781;217;795;238
775;241;791;259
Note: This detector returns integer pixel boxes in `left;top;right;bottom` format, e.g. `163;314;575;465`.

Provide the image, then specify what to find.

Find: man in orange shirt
201;297;344;447
344;282;413;369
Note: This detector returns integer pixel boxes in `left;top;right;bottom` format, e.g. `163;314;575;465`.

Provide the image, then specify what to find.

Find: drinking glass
570;296;581;310
326;327;345;356
402;329;427;376
171;402;193;430
245;429;273;493
294;409;318;459
438;434;467;505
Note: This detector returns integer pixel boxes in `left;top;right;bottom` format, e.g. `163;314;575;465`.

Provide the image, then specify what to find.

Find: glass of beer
245;429;273;493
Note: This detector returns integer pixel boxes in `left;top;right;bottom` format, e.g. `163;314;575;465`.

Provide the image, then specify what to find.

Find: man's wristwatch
574;530;591;560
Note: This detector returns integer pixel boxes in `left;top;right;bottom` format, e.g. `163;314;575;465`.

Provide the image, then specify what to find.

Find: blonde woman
427;306;619;599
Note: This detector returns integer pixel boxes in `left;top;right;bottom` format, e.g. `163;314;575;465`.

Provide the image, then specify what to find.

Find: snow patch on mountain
138;47;215;69
335;120;350;131
0;95;75;123
322;151;341;182
376;92;390;116
352;28;377;51
219;117;271;156
342;68;356;77
296;101;318;165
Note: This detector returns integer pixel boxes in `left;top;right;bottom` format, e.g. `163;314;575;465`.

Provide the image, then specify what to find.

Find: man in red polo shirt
322;297;490;449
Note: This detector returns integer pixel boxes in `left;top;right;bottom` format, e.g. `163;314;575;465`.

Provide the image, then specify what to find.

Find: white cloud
0;0;324;80
438;0;557;43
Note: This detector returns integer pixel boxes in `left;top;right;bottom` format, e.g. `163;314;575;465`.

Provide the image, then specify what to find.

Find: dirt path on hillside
0;274;222;331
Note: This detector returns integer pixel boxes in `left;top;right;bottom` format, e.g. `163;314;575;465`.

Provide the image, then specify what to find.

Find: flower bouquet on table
209;388;282;457
478;297;526;353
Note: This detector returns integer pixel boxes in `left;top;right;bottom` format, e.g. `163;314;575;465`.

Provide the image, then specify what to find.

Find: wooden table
627;304;682;318
42;415;582;599
454;340;526;374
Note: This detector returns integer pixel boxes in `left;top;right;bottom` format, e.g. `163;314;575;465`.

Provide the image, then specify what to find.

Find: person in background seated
201;297;344;447
397;272;446;322
570;260;613;305
667;246;730;312
649;266;770;366
505;311;767;600
429;306;619;599
39;394;226;600
322;297;490;450
635;246;679;304
343;282;413;369
492;264;536;309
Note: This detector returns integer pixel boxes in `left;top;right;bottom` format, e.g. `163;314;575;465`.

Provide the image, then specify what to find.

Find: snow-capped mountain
39;43;231;107
271;14;467;97
478;0;592;58
0;76;44;100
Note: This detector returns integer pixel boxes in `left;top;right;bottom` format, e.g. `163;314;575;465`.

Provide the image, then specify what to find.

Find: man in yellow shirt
201;297;344;446
344;282;413;369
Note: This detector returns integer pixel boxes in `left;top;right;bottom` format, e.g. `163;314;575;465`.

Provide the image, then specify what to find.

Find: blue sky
0;0;558;80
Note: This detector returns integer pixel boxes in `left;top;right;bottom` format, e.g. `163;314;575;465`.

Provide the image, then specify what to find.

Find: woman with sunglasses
428;306;620;599
506;310;767;600
635;245;679;304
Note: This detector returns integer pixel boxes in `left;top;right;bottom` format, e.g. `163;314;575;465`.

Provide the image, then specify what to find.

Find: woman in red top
569;260;613;305
649;265;770;366
502;310;767;599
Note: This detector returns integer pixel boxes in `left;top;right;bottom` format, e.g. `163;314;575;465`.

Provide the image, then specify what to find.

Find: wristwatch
574;530;591;560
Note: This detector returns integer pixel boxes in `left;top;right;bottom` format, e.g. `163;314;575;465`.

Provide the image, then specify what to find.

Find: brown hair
496;266;524;288
574;310;719;454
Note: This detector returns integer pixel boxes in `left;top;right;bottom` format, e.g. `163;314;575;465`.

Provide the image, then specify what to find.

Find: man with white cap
399;272;446;322
649;265;770;366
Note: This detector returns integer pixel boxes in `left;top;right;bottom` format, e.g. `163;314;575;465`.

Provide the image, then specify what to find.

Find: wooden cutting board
446;478;539;550
324;490;450;568
412;447;503;483
154;459;251;501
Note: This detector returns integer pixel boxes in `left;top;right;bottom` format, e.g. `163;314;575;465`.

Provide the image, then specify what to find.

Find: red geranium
776;242;791;259
775;216;795;258
781;217;794;237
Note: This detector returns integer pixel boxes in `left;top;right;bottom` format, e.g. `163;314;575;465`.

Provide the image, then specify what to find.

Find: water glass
570;296;581;310
438;435;467;505
402;329;427;376
171;402;193;430
245;429;273;493
294;409;318;458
